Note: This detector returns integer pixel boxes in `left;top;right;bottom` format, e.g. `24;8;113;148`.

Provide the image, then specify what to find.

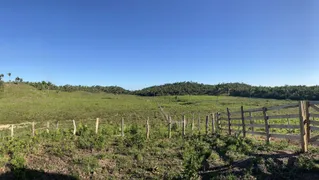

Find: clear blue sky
0;0;318;90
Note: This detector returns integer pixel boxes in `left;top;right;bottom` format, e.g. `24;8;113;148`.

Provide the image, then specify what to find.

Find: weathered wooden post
191;113;195;134
249;112;254;133
46;122;50;133
227;108;231;135
56;121;59;130
182;115;186;137
205;115;209;135
146;117;150;139
73;120;76;135
299;101;309;152
95;118;99;134
262;107;270;144
168;116;172;138
212;113;216;134
198;113;201;134
11;125;14;138
121;117;124;137
32;122;35;136
217;112;221;133
241;106;246;137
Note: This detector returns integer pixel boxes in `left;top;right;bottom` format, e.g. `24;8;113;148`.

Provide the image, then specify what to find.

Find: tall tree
7;73;11;82
0;74;4;81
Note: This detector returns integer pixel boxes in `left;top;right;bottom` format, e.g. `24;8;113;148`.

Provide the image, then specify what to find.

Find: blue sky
0;0;318;90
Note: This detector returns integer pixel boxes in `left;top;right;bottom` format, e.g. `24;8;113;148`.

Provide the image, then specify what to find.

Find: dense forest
1;72;319;100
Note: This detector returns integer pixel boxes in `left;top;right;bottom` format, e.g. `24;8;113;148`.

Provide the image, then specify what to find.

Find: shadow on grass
0;168;78;180
201;149;319;179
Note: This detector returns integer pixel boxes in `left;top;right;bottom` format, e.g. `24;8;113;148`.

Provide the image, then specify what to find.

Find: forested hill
133;82;319;100
2;80;319;100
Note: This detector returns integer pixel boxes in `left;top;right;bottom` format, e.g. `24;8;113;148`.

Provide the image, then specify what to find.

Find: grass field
0;84;295;124
1;84;319;179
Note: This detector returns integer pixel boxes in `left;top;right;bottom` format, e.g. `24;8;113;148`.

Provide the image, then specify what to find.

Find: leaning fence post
212;113;216;134
182;115;186;137
262;107;270;144
73;120;76;135
227;108;231;135
121;117;124;137
95;118;99;134
205;115;209;135
299;101;309;152
241;106;246;137
32;122;35;136
146;117;150;139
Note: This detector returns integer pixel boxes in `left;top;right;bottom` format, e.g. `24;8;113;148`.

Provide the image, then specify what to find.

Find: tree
7;73;11;82
15;77;20;84
0;74;4;81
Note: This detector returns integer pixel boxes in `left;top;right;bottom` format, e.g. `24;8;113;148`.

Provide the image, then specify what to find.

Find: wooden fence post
198;113;201;134
299;101;309;152
32;122;35;137
262;107;270;144
241;106;246;137
56;121;59;130
146;117;150;139
121;117;124;137
73;120;76;135
306;101;310;143
191;113;195;134
212;113;216;134
11;125;14;138
227;108;231;135
205;115;209;135
46;122;50;133
95;118;99;134
182;115;186;137
249;112;254;133
168;116;172;138
217;112;221;133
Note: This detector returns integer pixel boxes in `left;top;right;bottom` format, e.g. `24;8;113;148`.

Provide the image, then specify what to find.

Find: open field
1;84;319;179
0;84;296;124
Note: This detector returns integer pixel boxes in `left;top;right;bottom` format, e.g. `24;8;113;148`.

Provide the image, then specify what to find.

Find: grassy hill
0;83;294;124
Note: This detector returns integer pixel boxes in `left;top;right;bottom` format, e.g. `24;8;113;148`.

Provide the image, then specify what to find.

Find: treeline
24;81;129;94
134;82;319;100
4;78;319;100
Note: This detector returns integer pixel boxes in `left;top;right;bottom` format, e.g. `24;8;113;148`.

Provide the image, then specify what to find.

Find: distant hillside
24;81;130;94
134;82;319;100
1;80;319;100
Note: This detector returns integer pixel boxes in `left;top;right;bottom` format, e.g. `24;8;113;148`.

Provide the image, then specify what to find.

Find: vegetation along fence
0;100;318;153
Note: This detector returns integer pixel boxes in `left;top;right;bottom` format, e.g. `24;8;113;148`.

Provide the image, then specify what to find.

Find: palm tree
7;73;11;82
19;78;23;83
0;74;4;81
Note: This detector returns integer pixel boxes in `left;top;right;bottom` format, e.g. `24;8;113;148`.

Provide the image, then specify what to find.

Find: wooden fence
217;100;319;152
0;113;217;140
1;100;319;153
